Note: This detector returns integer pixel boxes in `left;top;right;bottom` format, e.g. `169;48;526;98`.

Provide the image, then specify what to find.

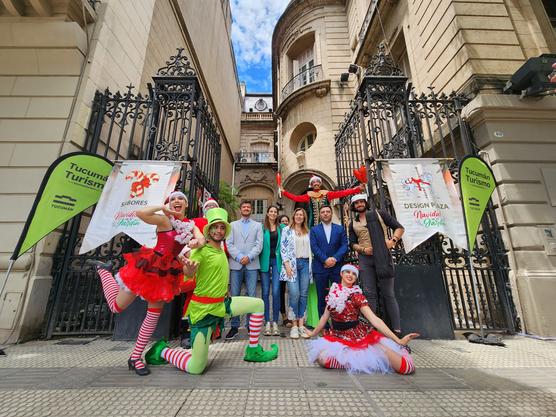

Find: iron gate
44;49;222;338
335;44;519;333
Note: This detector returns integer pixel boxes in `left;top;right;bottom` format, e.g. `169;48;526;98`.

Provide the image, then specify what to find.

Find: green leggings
186;296;263;374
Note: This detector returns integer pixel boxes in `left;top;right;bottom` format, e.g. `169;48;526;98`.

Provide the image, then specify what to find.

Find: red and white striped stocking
97;269;122;313
248;313;264;348
324;357;346;369
129;307;161;370
161;347;192;372
398;355;415;375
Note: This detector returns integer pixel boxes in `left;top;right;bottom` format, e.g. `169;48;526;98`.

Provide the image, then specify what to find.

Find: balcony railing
236;152;275;164
241;112;274;121
358;0;378;45
280;65;323;102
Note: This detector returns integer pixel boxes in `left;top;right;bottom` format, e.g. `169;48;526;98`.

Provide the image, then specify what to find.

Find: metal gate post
44;216;81;338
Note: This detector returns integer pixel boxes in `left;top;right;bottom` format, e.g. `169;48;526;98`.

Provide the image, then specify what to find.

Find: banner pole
467;248;485;340
0;259;15;302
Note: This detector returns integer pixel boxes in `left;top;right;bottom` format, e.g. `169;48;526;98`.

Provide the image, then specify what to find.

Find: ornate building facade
234;85;277;222
0;0;242;342
272;0;556;335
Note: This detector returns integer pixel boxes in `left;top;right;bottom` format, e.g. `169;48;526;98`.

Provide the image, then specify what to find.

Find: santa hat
340;264;359;278
309;175;322;186
164;191;187;205
203;198;219;211
350;193;368;204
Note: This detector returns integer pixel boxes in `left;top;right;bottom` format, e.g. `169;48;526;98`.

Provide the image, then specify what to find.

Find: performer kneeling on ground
145;207;279;374
307;264;418;374
86;191;204;376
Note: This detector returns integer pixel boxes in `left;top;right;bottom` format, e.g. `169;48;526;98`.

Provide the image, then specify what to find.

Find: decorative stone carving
238;169;274;187
315;86;329;97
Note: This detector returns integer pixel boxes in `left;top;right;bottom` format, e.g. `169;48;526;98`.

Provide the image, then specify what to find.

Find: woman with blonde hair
280;208;312;339
259;205;285;336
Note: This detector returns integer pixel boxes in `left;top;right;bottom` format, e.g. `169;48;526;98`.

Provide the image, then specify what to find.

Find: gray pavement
1;331;556;416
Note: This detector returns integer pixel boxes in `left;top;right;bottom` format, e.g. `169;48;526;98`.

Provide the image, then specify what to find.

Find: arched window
298;132;315;153
289;122;317;154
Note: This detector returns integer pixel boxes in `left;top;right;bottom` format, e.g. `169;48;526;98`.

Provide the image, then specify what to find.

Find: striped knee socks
324;357;346;369
161;347;192;372
129;307;161;370
398;355;415;375
248;313;264;348
96;268;122;313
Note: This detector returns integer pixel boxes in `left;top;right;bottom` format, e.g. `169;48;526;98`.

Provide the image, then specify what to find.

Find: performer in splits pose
307;264;418;374
87;191;204;376
145;207;279;374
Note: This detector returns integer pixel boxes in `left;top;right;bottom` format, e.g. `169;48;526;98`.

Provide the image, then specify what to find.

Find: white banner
382;159;466;252
79;160;182;254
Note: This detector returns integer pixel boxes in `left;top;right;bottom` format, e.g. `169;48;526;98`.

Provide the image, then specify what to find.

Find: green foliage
218;180;239;221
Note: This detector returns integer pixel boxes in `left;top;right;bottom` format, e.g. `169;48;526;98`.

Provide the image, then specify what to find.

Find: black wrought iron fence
334;44;518;332
44;49;222;337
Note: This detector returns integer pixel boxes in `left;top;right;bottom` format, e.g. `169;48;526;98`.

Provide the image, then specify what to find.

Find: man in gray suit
226;200;264;339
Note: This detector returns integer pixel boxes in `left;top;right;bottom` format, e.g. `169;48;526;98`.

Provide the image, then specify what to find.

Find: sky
230;0;290;93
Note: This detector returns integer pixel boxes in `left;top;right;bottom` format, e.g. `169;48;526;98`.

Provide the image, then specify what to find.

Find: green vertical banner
458;155;496;252
11;152;113;260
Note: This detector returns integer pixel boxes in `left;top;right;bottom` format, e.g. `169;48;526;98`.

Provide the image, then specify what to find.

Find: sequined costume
307;283;413;374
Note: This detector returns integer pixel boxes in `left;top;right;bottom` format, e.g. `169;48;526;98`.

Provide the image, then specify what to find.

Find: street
1;332;555;416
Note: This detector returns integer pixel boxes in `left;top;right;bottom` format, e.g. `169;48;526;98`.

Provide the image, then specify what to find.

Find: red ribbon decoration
276;172;282;187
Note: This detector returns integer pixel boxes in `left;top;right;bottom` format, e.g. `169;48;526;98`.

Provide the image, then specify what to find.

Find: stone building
234;84;277;222
0;0;242;342
272;0;556;335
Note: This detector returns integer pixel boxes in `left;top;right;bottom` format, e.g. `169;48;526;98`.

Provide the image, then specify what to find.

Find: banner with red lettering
382;159;466;252
79;160;182;254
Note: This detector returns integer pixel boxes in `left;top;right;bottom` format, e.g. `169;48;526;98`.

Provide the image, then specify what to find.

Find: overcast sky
230;0;289;93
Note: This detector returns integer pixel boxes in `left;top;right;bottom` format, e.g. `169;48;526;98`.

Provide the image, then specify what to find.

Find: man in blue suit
309;205;349;320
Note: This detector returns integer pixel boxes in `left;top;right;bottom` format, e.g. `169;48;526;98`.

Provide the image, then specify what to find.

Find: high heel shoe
127;358;151;376
85;259;113;271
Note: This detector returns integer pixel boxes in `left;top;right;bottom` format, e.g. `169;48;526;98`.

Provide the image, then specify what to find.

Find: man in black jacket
348;194;404;336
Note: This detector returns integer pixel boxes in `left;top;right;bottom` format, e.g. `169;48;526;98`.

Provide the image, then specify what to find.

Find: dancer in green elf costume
146;207;278;374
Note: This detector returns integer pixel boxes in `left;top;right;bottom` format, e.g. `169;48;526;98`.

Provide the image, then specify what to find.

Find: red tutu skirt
118;247;190;303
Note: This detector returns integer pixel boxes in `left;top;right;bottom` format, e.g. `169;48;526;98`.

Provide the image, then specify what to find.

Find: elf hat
204;207;231;239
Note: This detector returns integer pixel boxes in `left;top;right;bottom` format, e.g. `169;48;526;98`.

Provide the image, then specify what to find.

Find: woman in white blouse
280;208;312;339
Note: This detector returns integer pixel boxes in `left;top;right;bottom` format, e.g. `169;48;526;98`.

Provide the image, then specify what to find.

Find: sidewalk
1;331;555;416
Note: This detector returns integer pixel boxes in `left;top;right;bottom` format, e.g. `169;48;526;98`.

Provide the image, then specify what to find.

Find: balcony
241;112;274;122
280;65;323;102
0;0;96;25
235;152;276;164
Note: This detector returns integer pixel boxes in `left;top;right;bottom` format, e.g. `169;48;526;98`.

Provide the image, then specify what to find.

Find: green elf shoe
145;339;169;365
244;343;279;362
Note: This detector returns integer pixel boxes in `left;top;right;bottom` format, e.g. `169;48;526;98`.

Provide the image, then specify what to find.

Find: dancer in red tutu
87;191;204;376
307;264;419;374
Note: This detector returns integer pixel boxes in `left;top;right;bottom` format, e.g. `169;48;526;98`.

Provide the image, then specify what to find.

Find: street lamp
503;54;556;97
340;64;362;83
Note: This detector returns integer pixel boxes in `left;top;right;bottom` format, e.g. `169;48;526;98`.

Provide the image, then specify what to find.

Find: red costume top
282;186;361;227
192;217;208;233
282;186;361;203
324;286;382;349
118;224;195;303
